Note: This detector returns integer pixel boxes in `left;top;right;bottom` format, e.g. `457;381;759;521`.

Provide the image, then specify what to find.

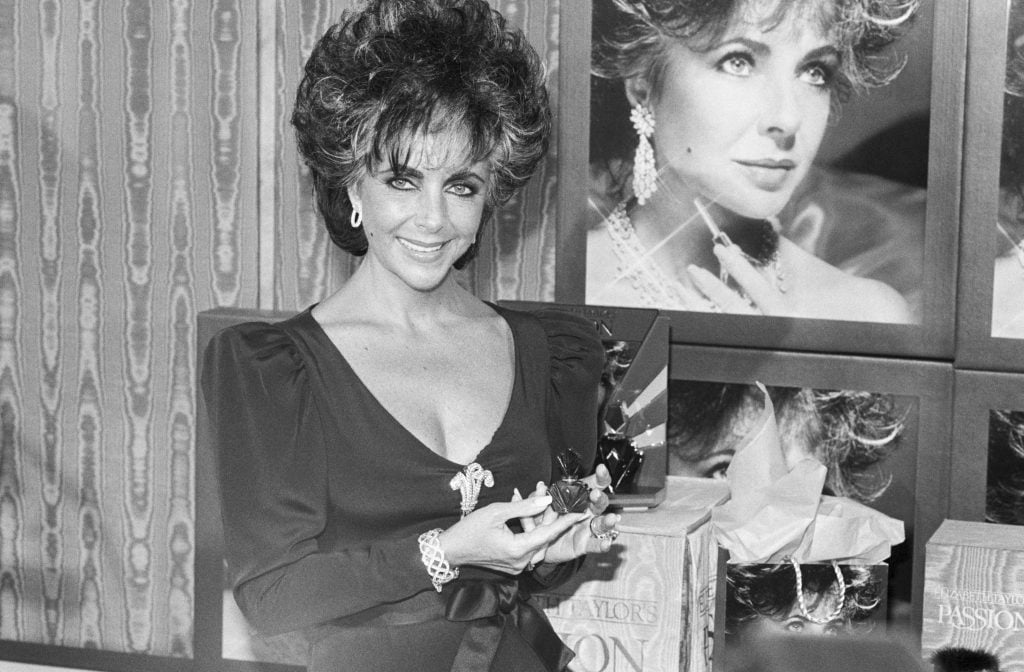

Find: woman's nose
758;81;801;149
415;189;446;231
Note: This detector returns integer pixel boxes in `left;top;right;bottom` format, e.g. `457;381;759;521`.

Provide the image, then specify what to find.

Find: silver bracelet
418;528;459;592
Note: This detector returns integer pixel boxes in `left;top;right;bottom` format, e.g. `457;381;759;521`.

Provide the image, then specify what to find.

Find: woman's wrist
418;528;459;592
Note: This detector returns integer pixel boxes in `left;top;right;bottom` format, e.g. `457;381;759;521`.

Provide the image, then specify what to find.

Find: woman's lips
735;159;797;191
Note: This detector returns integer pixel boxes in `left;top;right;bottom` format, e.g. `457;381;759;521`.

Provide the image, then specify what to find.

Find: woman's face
639;7;835;219
744;598;847;639
349;132;490;293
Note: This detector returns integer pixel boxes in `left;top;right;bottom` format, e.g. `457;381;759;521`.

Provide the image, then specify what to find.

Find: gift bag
535;476;729;672
708;384;904;672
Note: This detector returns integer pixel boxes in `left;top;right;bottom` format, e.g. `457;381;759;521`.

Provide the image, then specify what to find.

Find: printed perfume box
535;477;730;672
921;519;1024;670
499;301;670;509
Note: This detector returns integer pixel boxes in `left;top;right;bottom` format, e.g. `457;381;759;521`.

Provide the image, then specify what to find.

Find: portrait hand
438;496;587;575
687;243;786;315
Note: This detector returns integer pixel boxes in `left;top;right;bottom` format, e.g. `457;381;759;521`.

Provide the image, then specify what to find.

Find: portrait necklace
603;199;786;311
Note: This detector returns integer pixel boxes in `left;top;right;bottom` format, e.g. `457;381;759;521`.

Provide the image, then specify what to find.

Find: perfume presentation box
499;301;669;509
921;519;1024;670
535;477;730;672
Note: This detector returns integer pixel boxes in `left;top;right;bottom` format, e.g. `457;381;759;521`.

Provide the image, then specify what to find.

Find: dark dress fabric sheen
201;304;604;672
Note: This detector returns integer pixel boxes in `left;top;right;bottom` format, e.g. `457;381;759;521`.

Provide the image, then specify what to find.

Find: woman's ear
624;76;653;108
346;183;362;212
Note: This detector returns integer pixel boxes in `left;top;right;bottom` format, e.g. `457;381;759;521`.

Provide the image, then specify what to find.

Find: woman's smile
396;237;449;255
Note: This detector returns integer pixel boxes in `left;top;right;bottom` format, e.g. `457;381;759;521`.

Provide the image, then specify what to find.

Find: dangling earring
350;206;362;229
630;104;657;205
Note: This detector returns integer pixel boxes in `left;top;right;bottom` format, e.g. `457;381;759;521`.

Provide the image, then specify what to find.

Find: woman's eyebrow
447;170;486;183
802;45;841;62
712;36;769;56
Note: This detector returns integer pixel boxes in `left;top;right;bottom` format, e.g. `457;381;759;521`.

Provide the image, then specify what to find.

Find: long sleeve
201;322;433;636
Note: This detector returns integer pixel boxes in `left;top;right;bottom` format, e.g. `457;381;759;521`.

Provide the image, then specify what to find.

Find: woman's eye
388;177;415;190
705;461;731;480
784;619;805;632
447;183;476;197
801;62;834;88
823;624;841;636
718;53;754;76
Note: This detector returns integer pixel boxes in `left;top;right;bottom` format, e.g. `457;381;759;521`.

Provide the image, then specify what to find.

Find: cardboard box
921;519;1024;670
535;477;730;672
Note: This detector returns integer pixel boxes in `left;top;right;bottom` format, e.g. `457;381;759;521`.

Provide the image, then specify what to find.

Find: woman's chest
314;388;553;535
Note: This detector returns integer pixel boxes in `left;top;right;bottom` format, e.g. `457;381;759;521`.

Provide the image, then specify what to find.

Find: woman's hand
687;243;786;315
518;464;621;567
437;495;588;575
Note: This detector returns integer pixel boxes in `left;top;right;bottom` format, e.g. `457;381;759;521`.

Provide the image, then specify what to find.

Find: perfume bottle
596;432;644;493
549;449;591;514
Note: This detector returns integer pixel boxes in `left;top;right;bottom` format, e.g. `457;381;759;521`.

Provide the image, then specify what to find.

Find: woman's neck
323;258;481;330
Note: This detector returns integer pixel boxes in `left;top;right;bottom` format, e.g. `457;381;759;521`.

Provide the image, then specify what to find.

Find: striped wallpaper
0;0;559;659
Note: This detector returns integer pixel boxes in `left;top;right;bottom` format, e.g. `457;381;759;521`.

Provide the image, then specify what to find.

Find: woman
725;562;884;642
201;2;619;670
667;381;904;503
585;0;919;322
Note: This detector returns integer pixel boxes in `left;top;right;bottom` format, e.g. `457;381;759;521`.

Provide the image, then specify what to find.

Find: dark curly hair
589;0;919;168
986;409;1024;526
291;0;551;267
667;381;904;502
1000;0;1024;240
725;562;883;637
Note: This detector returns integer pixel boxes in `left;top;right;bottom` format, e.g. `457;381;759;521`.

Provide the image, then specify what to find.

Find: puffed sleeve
201;322;433;636
535;308;605;471
519;309;603;593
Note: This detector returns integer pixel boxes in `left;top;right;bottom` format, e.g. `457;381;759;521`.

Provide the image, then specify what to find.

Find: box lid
928;518;1024;551
617;476;730;537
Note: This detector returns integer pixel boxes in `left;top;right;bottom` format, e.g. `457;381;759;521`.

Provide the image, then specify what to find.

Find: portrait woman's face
628;6;835;219
742;599;848;639
349;131;491;293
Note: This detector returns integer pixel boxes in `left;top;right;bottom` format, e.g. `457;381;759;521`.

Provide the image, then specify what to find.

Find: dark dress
201;304;603;672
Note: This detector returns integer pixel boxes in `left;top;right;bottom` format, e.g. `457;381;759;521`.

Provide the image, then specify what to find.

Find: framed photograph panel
667;344;952;636
950;368;1024;526
195;308;306;672
955;0;1024;370
556;0;965;358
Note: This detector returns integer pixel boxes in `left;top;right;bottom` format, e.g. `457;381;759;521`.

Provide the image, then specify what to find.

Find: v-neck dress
201;304;603;672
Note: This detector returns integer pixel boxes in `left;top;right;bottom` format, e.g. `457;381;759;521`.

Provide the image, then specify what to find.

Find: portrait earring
630;104;657;205
350;206;362;229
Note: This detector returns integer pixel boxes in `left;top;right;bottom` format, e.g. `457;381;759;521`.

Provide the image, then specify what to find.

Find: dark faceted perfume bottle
549;449;591;514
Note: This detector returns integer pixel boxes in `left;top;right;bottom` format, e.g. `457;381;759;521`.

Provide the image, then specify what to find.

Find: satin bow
445;578;573;672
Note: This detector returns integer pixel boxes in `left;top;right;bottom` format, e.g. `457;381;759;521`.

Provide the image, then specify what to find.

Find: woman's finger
513;488;537;533
712;244;783;313
687;265;759;314
581;463;611;491
518;511;589;551
488;495;552;523
585;513;621;554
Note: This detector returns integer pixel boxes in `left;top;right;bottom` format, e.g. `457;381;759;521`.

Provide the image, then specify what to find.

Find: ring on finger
589;517;619;542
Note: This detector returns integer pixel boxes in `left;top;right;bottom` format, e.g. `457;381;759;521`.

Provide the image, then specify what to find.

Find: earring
630;104;657;205
350;206;362;229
